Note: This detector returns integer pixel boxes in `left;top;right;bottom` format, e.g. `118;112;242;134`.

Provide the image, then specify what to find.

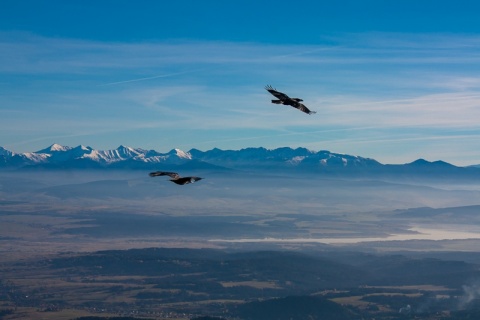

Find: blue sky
2;1;480;165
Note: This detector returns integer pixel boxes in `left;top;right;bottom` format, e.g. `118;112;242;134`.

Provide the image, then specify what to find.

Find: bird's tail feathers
271;99;283;104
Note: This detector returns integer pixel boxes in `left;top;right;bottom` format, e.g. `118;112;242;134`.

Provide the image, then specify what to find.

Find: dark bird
169;176;203;185
149;171;203;185
149;171;180;179
265;85;316;115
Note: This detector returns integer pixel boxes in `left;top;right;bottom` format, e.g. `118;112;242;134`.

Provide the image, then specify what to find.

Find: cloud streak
99;68;211;86
3;32;480;74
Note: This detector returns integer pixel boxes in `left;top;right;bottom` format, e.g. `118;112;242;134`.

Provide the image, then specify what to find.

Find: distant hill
2;143;480;179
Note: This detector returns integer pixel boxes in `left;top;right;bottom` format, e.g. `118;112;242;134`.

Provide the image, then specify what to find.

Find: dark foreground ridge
3;248;480;319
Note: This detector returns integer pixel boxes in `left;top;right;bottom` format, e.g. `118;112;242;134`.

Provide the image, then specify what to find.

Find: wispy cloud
99;68;210;86
3;32;480;74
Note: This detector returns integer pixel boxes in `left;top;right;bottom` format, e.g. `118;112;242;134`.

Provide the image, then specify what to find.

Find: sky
1;1;480;166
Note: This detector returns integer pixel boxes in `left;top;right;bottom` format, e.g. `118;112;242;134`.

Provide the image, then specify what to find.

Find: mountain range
1;143;479;178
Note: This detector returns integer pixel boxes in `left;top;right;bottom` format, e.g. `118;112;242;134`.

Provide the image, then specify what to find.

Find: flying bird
169;176;203;185
149;171;203;185
265;85;316;115
149;171;180;179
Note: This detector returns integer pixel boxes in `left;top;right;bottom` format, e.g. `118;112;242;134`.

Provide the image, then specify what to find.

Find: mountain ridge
1;143;479;178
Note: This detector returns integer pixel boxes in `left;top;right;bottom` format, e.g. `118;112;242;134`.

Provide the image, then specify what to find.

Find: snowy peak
314;151;380;168
115;145;143;158
171;148;192;160
0;146;15;157
74;145;93;152
21;152;50;163
137;148;192;164
80;146;141;163
36;143;72;154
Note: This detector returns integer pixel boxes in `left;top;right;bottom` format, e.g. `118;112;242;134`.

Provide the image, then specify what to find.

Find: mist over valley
2;145;480;319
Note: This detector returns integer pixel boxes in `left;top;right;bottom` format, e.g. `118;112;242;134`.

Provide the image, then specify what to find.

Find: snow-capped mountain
36;143;73;153
0;144;194;168
188;147;380;169
1;143;479;178
0;146;15;157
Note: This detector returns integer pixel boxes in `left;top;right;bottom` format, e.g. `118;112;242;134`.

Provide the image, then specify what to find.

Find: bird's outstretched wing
149;171;180;179
265;85;290;101
170;177;203;185
294;103;316;115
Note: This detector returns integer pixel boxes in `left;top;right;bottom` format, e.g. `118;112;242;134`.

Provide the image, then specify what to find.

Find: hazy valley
2;145;480;319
